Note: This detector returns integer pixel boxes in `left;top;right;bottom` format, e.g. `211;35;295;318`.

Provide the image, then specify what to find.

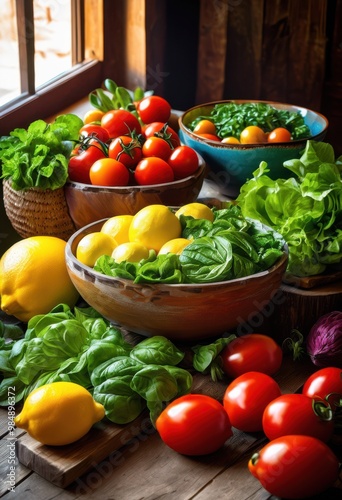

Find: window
0;0;105;135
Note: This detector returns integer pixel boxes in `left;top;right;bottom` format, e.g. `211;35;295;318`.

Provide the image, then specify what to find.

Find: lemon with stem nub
14;381;105;446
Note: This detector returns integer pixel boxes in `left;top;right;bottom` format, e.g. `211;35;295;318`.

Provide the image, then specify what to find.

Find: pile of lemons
76;202;214;268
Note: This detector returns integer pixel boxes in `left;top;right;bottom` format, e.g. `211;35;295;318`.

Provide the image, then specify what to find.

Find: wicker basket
3;179;76;241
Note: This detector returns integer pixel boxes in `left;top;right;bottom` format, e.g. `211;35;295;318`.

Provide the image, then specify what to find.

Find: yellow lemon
175;202;214;222
0;236;79;323
158;238;192;255
101;215;134;245
129;204;182;253
14;381;105;446
76;232;118;267
83;108;105;124
111;242;150;263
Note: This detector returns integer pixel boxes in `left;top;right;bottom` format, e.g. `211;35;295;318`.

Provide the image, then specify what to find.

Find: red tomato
89;158;130;186
142;136;172;161
262;393;334;443
220;334;283;378
79;123;110;143
155;394;233;456
223;371;281;432
143;122;181;148
302;367;342;408
168;146;199;179
101;109;141;139
108;135;142;168
134;157;175;185
68;140;107;184
267;127;292;143
137;95;171;124
196;133;221;142
248;435;340;498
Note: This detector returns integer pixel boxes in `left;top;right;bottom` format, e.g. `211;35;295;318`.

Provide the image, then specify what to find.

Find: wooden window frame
0;0;106;135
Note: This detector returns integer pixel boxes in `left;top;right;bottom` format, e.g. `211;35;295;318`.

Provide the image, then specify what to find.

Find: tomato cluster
193;119;292;144
68;96;200;187
155;333;341;498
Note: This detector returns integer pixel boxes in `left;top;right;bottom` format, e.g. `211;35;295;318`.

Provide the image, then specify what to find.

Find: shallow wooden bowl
66;219;288;342
64;155;206;229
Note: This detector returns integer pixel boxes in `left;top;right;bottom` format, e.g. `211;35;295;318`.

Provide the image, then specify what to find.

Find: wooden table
1;343;342;500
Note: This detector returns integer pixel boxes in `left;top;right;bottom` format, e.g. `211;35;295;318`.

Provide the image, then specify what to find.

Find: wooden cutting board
15;411;152;488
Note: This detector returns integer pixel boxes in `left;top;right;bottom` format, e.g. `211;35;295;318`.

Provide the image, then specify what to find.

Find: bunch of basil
237;140;342;277
0;304;191;425
94;205;285;284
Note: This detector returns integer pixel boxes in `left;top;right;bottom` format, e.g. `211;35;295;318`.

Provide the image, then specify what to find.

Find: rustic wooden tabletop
1;347;342;500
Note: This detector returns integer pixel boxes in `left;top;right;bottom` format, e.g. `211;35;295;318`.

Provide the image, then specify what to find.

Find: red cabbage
306;311;342;367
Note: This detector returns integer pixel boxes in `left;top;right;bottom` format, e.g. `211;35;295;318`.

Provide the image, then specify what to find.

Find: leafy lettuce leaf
0;113;83;190
237;140;342;276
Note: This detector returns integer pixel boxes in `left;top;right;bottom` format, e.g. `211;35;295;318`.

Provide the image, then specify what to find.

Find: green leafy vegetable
187;102;310;140
237;140;342;276
129;336;185;366
0;113;83;190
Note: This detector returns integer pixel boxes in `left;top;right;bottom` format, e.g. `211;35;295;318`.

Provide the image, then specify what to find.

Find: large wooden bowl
66;219;288;342
64;154;206;229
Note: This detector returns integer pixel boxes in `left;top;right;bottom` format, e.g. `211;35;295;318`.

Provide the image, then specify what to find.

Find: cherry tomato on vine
197;133;221;142
142;136;172;161
89;158;130;186
262;393;334;443
193;119;216;135
79;123;110;143
248;435;340;499
137;95;171;124
155;394;233;456
108;135;142;168
223;371;281;432
240;126;267;144
168;145;199;179
302;367;342;408
68;140;107;184
267;127;292;143
220;334;283;378
101;109;141;138
134;157;175;185
143;122;181;148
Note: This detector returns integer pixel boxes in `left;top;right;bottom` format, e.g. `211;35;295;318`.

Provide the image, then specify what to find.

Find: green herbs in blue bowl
178;100;328;195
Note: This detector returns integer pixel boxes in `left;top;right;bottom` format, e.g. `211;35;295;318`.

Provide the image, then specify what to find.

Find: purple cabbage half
306;311;342;367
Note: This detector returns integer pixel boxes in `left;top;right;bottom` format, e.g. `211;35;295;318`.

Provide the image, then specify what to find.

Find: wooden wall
158;0;341;157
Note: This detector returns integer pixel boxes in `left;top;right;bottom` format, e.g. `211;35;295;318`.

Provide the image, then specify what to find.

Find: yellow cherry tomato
240;126;267;144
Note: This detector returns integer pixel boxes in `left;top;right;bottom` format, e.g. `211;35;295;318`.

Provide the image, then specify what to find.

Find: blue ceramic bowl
178;100;328;195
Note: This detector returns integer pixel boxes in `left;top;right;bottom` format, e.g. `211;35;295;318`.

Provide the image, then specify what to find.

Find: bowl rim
66;217;289;290
65;152;206;191
178;99;329;148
